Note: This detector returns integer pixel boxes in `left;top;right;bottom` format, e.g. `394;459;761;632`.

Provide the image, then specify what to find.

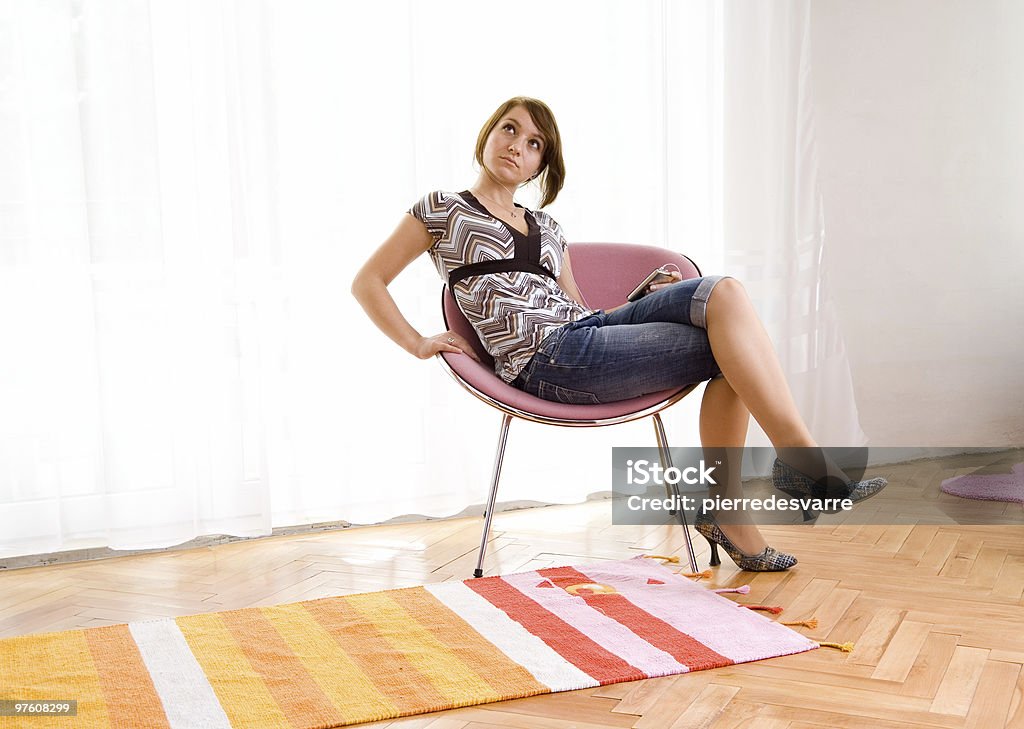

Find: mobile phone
627;266;674;302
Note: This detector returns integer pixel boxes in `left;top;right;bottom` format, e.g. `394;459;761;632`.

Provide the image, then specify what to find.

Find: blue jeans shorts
512;275;727;404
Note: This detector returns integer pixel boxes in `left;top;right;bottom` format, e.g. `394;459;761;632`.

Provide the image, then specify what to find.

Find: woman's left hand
646;270;683;294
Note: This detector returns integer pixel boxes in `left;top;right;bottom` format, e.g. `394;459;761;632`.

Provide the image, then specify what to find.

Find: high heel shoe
694;511;797;571
772;458;887;514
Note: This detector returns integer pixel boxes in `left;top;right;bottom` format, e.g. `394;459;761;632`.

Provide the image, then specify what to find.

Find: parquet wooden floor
1;451;1022;728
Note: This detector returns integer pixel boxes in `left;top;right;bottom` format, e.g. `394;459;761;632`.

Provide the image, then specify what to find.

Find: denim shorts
512;275;727;404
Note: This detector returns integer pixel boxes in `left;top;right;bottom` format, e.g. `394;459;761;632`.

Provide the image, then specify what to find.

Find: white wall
810;1;1024;446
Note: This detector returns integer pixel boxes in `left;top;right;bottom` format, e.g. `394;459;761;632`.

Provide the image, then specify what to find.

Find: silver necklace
471;185;519;219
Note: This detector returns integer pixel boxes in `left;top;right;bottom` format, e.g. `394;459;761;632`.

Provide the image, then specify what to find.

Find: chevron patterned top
410;190;591;382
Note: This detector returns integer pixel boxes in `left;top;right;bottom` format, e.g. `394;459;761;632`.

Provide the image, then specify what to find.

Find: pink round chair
438;243;705;576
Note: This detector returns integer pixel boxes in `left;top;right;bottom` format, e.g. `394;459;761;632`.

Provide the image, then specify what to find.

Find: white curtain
0;0;860;560
1;0;282;557
721;1;866;448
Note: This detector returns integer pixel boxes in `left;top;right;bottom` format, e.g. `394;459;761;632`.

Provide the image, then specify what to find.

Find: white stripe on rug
129;619;232;729
425;581;597;692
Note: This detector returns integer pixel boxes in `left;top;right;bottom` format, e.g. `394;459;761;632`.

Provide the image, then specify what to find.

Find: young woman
351;96;885;572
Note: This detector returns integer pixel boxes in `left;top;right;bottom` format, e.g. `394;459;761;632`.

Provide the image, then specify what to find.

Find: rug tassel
643;554;680;564
818;641;855;653
713;585;751;595
742;604;784;615
782;617;818;629
682;569;713;579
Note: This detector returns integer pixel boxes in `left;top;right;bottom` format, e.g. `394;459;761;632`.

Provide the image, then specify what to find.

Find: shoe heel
704;535;721;567
696;510;797;572
779;488;818;521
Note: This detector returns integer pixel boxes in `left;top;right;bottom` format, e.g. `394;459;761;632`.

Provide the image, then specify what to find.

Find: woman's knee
708;277;747;312
714;276;745;296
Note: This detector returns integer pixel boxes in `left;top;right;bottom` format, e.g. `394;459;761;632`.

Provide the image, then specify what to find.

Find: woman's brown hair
474;97;565;208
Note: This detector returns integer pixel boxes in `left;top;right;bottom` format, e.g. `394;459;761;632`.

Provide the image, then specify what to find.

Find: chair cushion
439;352;684;421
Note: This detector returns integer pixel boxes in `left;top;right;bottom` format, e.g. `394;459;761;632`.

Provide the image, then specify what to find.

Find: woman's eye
503;123;516;134
529;139;541;150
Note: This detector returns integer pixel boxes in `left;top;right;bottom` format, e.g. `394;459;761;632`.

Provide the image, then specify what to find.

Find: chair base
473;411;699;577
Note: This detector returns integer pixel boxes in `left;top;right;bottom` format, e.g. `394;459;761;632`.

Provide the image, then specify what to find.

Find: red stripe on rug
540;566;734;672
465;575;646;685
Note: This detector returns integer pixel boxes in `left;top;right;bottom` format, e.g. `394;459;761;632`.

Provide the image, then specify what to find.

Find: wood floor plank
849;607;904;667
805;587;859;641
631;674;712;729
919;532;960;573
897;525;940;561
1005;661;1024;729
777;577;838;621
706;671;958;727
900;632;960;698
606;674;676;716
871;621;934;682
992;555;1024;601
665;684;738;728
964;659;1021;729
929;646;989;716
965;546;1009;590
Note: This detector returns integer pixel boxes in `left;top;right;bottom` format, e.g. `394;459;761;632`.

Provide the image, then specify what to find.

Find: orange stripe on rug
219;607;345;728
540;566;734;671
0;629;111;728
345;590;501;707
386;587;549;700
465;576;646;685
177;612;290;727
85;624;170;729
301;592;450;715
262;602;398;724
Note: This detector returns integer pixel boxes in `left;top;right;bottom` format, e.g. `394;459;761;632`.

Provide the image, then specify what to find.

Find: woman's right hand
646;270;683;294
415;331;482;362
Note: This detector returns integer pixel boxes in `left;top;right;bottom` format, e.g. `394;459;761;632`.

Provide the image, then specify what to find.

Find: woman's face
482;105;545;187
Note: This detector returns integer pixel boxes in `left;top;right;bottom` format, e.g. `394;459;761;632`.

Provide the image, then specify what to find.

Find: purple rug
940;462;1024;503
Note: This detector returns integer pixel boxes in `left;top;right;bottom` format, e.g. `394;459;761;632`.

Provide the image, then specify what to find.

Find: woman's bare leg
700;376;769;554
704;278;849;485
704;278;815;448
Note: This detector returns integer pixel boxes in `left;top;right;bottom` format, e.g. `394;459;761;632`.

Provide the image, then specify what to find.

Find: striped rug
0;557;816;728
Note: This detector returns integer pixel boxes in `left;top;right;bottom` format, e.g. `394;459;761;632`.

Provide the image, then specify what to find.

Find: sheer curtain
721;1;866;447
1;1;281;557
0;0;860;560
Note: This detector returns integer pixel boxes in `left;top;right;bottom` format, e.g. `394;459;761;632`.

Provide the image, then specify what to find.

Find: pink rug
940;462;1024;503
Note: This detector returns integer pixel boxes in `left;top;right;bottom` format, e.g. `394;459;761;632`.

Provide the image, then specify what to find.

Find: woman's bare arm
556;248;590;308
351;214;481;362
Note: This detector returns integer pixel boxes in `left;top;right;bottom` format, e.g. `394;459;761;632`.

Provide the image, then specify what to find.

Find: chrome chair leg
474;413;512;578
652;413;699;574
